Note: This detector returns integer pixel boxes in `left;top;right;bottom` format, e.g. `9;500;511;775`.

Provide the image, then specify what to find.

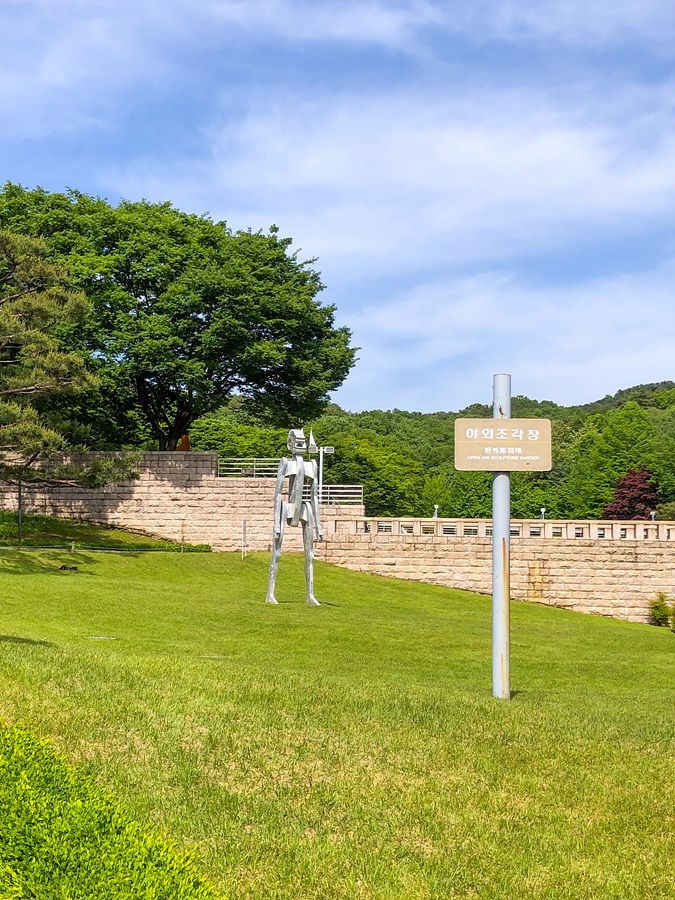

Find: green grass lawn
0;511;209;550
0;548;674;899
0;724;221;900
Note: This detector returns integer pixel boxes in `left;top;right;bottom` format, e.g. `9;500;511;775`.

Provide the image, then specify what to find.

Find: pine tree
0;230;136;490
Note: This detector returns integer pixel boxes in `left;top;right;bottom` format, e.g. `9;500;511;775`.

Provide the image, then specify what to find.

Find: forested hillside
190;382;675;520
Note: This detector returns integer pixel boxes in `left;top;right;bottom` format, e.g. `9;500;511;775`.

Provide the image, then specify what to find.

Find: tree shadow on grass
0;549;112;576
0;634;55;648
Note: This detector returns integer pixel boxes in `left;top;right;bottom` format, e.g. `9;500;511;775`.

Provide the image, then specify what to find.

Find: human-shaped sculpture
266;428;323;606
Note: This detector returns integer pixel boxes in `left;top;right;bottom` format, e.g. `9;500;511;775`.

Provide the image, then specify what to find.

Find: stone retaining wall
0;452;362;552
316;531;674;623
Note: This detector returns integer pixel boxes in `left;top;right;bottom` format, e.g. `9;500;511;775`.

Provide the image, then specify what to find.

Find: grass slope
0;549;674;899
0;724;222;899
0;511;209;550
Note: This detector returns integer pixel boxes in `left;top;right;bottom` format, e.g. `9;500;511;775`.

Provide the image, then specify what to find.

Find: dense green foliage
0;551;674;898
0;723;222;899
190;383;675;518
649;593;675;629
0;183;355;450
0;230;90;403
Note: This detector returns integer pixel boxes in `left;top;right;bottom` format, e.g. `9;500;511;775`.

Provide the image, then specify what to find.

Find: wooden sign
454;418;552;471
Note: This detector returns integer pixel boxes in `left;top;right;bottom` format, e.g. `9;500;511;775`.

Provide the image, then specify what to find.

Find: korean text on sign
454;418;552;472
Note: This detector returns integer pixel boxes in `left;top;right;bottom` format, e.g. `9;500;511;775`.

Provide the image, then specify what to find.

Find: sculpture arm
310;460;323;541
273;459;288;536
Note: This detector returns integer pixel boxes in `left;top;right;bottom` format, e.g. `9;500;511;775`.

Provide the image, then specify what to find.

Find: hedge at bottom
0;724;223;900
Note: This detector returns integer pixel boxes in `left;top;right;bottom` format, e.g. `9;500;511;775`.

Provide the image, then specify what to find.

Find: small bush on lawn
0;724;223;900
649;592;675;628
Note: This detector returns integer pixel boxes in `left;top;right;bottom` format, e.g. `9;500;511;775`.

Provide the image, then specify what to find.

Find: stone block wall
0;452;363;552
316;531;674;623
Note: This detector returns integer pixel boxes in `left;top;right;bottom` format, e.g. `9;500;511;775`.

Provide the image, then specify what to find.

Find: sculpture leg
266;517;286;604
302;511;320;606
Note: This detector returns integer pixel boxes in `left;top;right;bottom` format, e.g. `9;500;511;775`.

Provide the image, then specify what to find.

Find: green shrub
656;501;675;520
649;593;674;628
0;724;223;900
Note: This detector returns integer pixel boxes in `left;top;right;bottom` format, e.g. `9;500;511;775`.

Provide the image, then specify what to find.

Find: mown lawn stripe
0;550;673;898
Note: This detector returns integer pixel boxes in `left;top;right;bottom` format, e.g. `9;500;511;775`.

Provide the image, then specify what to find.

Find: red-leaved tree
602;467;659;520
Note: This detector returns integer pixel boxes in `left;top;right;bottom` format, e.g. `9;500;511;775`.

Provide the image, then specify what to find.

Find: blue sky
1;0;674;412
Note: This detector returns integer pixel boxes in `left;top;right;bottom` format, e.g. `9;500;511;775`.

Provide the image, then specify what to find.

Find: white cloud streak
442;0;675;46
339;259;675;411
2;0;672;140
43;0;675;47
203;0;442;46
0;3;174;139
111;84;674;273
0;0;442;140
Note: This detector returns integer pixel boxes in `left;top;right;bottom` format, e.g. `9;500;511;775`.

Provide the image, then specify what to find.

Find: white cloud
337;259;675;411
0;3;174;139
2;0;672;412
203;0;442;47
461;0;675;46
20;0;672;48
108;84;674;278
2;0;672;142
0;0;442;141
102;79;675;409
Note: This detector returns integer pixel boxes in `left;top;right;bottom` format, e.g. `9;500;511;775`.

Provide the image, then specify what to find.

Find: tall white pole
492;374;511;700
319;447;325;503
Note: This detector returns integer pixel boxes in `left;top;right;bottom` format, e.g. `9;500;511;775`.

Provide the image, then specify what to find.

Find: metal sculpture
266;428;322;605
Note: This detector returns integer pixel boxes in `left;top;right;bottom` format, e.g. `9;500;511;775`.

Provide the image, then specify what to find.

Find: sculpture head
287;429;307;455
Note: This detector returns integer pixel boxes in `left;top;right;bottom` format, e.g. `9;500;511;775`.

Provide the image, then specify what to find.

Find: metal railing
218;458;280;478
304;485;363;506
217;458;363;505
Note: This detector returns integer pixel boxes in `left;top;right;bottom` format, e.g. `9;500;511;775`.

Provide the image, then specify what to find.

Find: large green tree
0;184;356;450
558;402;660;518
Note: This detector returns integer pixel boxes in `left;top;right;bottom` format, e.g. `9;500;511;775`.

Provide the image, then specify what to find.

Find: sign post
491;374;511;700
454;376;552;700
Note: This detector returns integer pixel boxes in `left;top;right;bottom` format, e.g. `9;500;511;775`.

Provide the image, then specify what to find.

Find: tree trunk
135;378;195;450
158;431;184;451
17;478;22;542
157;413;196;450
